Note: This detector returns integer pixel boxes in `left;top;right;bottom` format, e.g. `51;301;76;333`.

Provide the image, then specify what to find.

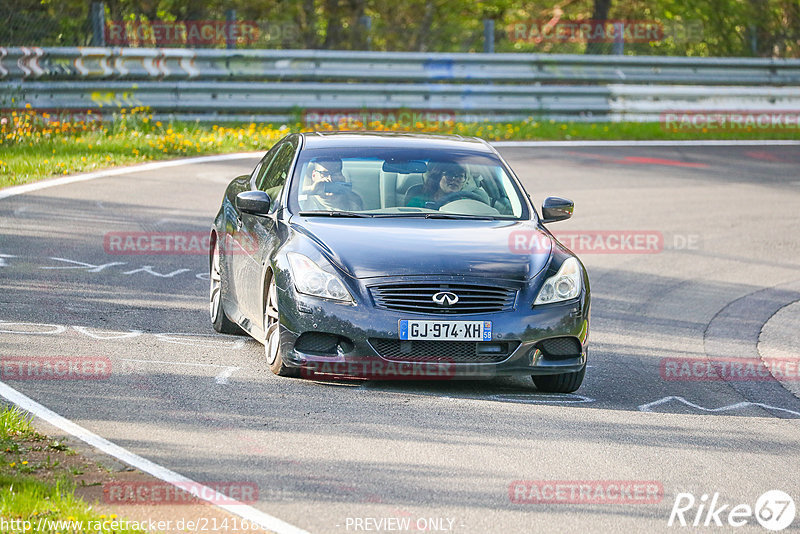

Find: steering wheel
433;191;485;209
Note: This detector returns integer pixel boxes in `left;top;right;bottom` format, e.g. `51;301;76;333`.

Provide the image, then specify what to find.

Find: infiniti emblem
432;291;459;306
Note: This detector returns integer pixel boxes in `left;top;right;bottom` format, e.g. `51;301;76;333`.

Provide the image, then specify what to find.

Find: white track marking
0;320;245;349
215;367;238;384
122;265;192;278
0;322;67;335
0;253;17;267
0;152;262;201
120;358;236;368
638;396;800;417
0;382;309;534
41;257;126;272
119;358;239;385
492;140;800;147
488;393;595;404
72;326;143;339
154;332;245;349
154;217;189;226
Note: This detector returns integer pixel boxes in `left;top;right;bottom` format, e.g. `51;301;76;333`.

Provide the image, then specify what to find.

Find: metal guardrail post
90;3;106;47
226;10;237;50
484;19;495;54
612;22;624;55
360;16;372;51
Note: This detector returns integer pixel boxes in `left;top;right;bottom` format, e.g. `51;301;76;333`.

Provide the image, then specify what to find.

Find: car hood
290;217;552;281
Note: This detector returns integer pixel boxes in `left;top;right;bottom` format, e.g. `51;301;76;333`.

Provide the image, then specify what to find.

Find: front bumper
275;274;589;380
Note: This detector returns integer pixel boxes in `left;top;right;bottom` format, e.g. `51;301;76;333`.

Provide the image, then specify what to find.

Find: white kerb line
0;381;309;534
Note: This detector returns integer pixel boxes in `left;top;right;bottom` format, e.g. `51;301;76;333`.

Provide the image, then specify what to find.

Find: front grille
369;282;517;315
537;337;582;360
369;338;520;363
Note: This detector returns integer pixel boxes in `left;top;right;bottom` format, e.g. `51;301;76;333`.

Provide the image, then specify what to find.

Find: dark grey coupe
209;132;590;392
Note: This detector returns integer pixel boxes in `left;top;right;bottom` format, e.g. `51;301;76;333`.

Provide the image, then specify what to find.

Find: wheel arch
260;259;277;338
208;229;218;272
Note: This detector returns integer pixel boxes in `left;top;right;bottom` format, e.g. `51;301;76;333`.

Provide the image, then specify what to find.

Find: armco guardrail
2;47;800;121
608;85;800;121
4;47;800;84
4;81;611;115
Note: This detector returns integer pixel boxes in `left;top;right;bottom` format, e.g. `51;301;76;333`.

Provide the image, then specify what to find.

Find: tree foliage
1;0;798;57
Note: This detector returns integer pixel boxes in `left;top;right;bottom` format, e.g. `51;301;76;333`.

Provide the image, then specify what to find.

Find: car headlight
287;252;352;302
534;257;581;305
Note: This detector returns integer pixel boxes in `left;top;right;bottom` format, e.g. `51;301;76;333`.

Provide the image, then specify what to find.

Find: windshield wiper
370;212;494;219
423;213;496;220
299;211;373;218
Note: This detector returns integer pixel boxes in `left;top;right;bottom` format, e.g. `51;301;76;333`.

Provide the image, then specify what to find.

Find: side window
249;162;263;182
251;143;282;188
257;140;297;209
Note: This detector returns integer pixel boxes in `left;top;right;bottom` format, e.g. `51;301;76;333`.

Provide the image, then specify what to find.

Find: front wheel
532;366;585;393
264;275;297;377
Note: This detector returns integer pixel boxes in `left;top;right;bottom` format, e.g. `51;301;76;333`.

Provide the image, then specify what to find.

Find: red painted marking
564;151;622;162
620;156;708;168
744;150;787;162
565;151;709;168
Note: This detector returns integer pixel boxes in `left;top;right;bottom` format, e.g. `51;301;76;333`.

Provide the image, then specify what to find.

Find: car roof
298;131;495;153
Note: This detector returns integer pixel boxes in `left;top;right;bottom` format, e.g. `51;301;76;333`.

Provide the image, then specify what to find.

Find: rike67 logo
669;490;796;531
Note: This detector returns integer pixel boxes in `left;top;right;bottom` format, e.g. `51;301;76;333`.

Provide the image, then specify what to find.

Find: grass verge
2;108;799;189
0;404;146;533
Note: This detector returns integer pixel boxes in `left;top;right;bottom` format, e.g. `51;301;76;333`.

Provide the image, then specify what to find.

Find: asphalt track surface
1;144;799;533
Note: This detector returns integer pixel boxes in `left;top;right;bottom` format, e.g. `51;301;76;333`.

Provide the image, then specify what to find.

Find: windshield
289;147;527;219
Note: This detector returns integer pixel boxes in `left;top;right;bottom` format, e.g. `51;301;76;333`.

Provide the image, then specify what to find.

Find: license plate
398;320;492;341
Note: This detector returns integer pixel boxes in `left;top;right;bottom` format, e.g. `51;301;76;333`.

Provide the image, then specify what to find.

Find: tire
210;238;244;335
532;365;585;393
264;274;297;377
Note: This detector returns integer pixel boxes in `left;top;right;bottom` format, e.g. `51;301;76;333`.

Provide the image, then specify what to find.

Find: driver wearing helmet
405;162;468;209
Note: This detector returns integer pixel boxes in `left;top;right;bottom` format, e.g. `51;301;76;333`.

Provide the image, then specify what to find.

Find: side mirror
236;191;271;216
541;196;573;223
